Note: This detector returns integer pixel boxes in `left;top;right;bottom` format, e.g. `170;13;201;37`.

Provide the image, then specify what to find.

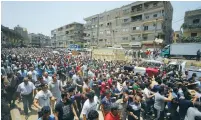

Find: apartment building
14;25;29;45
1;25;24;47
173;31;182;43
183;9;201;37
84;1;173;49
51;22;84;48
29;33;51;47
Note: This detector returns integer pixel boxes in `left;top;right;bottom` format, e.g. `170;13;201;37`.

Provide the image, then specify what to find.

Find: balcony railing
130;9;144;15
131;30;141;33
183;23;201;29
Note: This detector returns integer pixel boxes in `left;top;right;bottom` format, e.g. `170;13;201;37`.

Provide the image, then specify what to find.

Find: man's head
133;95;141;105
88;110;99;120
24;77;29;85
52;74;57;82
192;73;197;78
41;106;51;119
40;83;48;92
44;72;48;78
86;91;95;102
30;67;34;71
110;103;121;116
61;92;67;102
83;77;89;84
67;86;75;96
105;90;111;98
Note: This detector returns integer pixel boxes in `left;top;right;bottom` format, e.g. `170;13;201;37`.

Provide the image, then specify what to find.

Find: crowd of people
1;48;201;120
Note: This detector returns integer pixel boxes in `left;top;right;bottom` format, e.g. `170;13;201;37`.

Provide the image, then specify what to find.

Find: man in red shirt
105;103;121;120
100;77;108;99
107;75;113;88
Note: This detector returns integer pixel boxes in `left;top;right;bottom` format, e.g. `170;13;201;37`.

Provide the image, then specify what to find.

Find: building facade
84;1;173;49
14;25;29;45
1;25;24;48
51;22;84;48
183;9;201;37
173;31;182;43
29;33;51;47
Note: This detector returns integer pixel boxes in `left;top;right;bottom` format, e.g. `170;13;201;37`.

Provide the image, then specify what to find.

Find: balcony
144;1;164;11
131;30;142;34
183;23;201;29
143;16;163;24
130;9;144;15
131;15;143;23
121;22;130;26
131;4;143;15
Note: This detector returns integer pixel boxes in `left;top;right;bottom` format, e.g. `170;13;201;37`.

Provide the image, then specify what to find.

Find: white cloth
17;82;36;95
43;76;52;83
34;90;53;111
48;80;62;102
143;88;151;101
81;96;99;118
27;70;38;82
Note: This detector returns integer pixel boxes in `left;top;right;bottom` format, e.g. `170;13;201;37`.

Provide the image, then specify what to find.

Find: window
143;34;148;40
153;2;158;7
132;37;135;41
107;22;112;26
176;34;179;37
65;31;69;34
106;31;111;34
123;9;129;14
95;25;98;28
133;27;136;30
144;4;149;9
123;28;128;32
153;14;157;18
124;19;129;23
100;31;104;34
193;19;200;24
99;39;103;41
144;26;148;31
145;16;149;19
191;33;197;37
122;37;128;40
99;16;104;20
100;24;104;27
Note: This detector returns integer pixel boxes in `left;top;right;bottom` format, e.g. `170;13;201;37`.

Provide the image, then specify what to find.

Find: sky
1;1;201;36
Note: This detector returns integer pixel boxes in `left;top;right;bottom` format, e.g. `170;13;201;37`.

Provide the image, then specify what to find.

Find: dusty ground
16;101;104;120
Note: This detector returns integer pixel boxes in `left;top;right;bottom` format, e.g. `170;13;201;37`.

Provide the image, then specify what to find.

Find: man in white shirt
27;67;38;83
72;72;82;92
48;74;63;110
81;91;99;120
43;72;52;83
17;77;36;115
34;83;55;118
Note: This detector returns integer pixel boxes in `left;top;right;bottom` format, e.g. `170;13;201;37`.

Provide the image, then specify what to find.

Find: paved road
17;101;104;120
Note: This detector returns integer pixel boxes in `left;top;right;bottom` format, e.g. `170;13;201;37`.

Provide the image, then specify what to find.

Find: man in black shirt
55;92;79;120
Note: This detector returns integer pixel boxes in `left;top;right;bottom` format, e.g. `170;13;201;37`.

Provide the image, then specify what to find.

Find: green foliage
179;36;201;43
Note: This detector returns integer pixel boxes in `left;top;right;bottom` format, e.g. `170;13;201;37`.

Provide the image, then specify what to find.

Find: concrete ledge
10;108;22;120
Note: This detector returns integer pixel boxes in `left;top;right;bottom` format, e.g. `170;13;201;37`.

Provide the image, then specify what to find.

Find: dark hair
83;77;88;83
61;92;66;99
87;110;99;120
145;82;151;88
41;106;51;114
158;86;164;94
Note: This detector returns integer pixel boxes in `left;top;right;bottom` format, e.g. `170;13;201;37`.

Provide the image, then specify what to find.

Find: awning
142;40;154;44
129;42;141;47
154;38;163;44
